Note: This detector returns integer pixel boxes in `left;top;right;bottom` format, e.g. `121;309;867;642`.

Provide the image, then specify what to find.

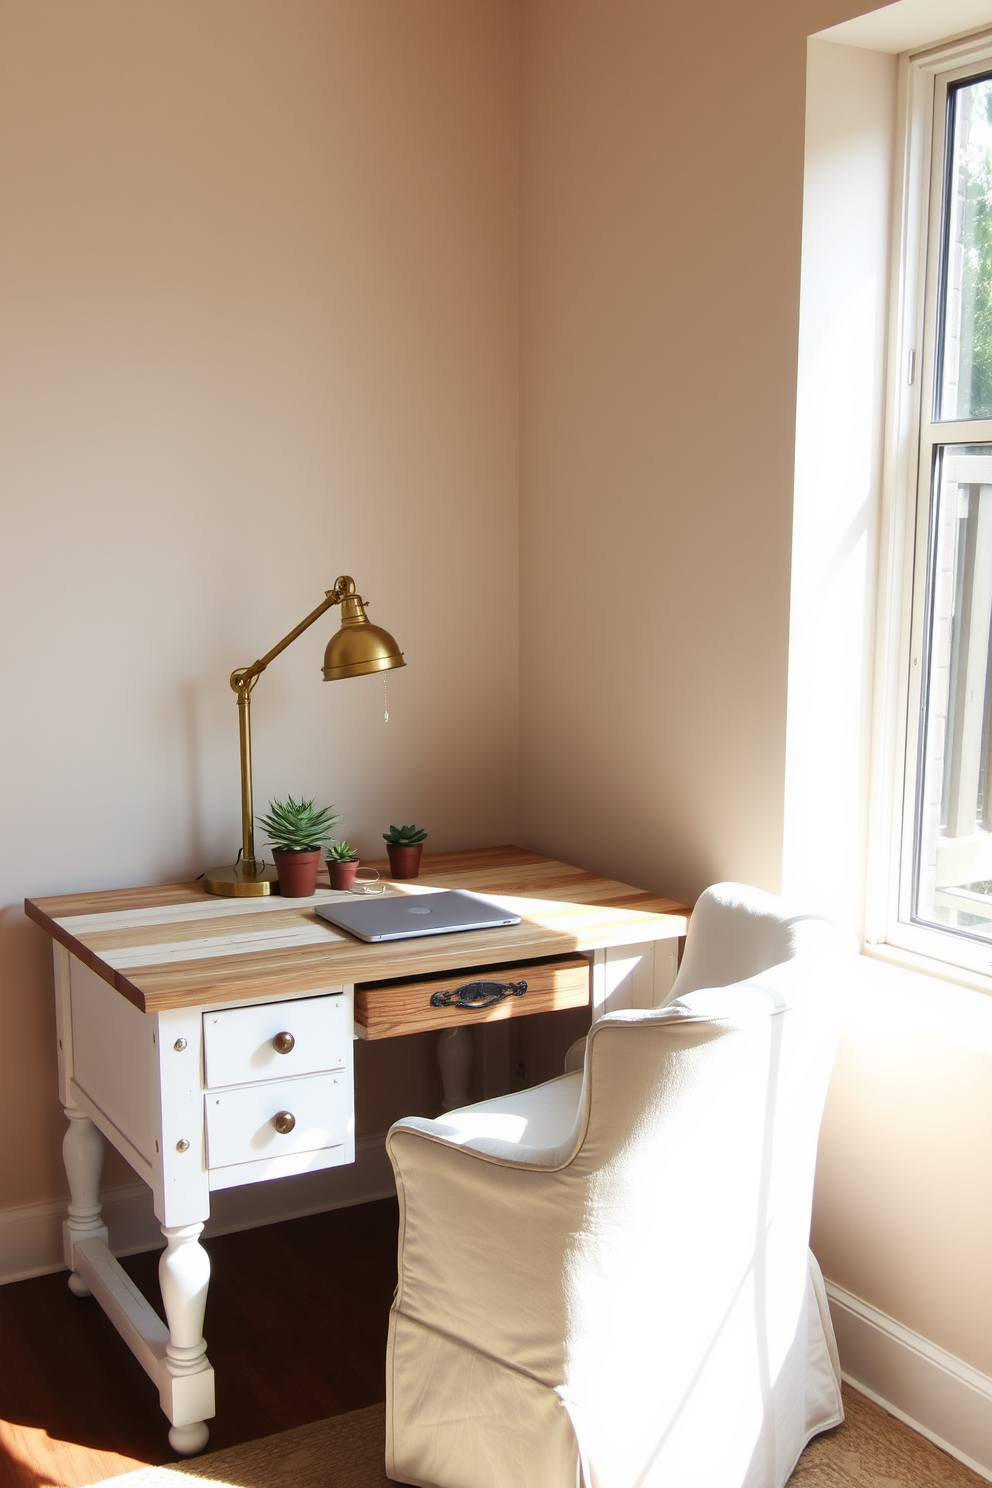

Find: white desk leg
159;1222;212;1456
438;1026;472;1111
62;1105;108;1297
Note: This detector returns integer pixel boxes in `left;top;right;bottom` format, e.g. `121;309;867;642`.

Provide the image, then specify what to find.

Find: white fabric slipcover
385;884;851;1488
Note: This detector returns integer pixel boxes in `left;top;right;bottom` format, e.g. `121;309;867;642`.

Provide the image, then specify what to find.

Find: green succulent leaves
383;823;428;845
325;839;359;862
257;796;339;853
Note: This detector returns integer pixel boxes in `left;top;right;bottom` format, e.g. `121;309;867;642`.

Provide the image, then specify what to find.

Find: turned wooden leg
438;1025;472;1111
62;1106;107;1296
159;1222;213;1455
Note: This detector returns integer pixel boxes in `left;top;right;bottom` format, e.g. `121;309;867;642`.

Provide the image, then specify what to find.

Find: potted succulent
383;823;427;879
257;796;339;897
325;839;360;892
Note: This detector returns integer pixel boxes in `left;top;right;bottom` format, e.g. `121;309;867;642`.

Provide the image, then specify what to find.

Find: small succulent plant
383;823;428;845
257;796;339;853
325;839;359;863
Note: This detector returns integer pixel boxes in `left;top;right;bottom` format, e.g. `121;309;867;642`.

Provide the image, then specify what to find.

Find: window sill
862;939;992;999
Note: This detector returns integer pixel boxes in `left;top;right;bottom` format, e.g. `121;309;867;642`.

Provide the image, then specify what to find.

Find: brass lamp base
203;862;279;897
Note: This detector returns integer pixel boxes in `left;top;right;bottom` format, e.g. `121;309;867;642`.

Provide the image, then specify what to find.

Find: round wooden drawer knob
272;1031;295;1054
273;1110;296;1134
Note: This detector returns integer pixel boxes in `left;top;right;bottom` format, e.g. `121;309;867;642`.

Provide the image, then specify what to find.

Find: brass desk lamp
203;575;405;897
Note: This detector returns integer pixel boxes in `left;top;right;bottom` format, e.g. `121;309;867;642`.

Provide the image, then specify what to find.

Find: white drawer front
204;1071;352;1170
202;993;348;1089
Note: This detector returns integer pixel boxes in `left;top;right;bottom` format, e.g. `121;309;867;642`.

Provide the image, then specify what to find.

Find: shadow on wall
180;680;207;874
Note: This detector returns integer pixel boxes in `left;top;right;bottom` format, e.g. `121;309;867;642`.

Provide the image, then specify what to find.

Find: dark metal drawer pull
430;979;528;1011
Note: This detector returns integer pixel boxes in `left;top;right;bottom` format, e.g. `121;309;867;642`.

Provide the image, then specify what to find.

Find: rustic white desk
25;846;688;1454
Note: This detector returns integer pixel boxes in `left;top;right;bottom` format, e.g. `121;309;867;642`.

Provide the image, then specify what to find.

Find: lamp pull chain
383;676;389;723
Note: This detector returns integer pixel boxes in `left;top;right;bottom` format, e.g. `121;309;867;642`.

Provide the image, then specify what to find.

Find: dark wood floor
0;1197;399;1488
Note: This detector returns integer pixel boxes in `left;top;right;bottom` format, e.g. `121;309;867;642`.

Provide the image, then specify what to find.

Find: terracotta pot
386;843;423;879
272;848;322;897
327;858;360;891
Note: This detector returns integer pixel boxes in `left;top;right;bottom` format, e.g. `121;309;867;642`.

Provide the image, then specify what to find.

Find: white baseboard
0;1132;394;1286
826;1281;992;1481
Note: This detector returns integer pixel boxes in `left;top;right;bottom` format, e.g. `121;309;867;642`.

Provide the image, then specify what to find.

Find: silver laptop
314;889;521;943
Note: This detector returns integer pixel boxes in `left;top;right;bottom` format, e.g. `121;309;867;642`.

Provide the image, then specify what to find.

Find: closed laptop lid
314;889;521;943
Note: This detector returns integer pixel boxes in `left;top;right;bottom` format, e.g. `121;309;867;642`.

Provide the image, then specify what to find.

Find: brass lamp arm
228;577;354;874
202;571;403;897
230;580;350;696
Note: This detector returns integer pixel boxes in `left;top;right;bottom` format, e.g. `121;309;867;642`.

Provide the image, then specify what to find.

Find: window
880;31;992;978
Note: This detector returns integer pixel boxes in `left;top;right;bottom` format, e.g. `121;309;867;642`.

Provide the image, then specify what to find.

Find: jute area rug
89;1385;985;1488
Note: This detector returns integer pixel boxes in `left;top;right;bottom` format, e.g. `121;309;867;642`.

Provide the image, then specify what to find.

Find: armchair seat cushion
396;1070;584;1167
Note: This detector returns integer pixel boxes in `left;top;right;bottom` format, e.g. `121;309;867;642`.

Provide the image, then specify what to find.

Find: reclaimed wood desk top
25;845;689;1015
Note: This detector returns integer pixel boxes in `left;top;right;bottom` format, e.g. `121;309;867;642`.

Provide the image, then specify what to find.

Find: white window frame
869;25;992;984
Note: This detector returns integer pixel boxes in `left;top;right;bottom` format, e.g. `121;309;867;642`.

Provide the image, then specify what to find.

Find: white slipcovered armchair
385;884;852;1488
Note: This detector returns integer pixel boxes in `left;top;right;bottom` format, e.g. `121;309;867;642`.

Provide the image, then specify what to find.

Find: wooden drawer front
202;993;347;1089
355;954;590;1040
205;1071;351;1170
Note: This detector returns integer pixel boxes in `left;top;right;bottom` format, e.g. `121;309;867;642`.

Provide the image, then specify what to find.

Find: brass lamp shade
322;580;405;681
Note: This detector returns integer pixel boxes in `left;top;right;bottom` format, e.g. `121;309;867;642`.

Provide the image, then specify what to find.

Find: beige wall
785;37;894;941
0;0;519;1206
517;0;992;1388
813;958;992;1374
4;0;990;1402
520;0;837;903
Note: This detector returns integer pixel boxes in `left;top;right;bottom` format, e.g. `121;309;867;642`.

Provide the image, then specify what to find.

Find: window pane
938;76;992;421
915;445;992;939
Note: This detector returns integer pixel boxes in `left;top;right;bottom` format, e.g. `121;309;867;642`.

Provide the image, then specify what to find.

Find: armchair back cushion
669;880;846;998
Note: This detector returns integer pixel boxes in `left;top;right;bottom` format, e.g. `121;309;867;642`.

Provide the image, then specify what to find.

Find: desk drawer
354;954;590;1040
205;1071;351;1169
202;993;348;1089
